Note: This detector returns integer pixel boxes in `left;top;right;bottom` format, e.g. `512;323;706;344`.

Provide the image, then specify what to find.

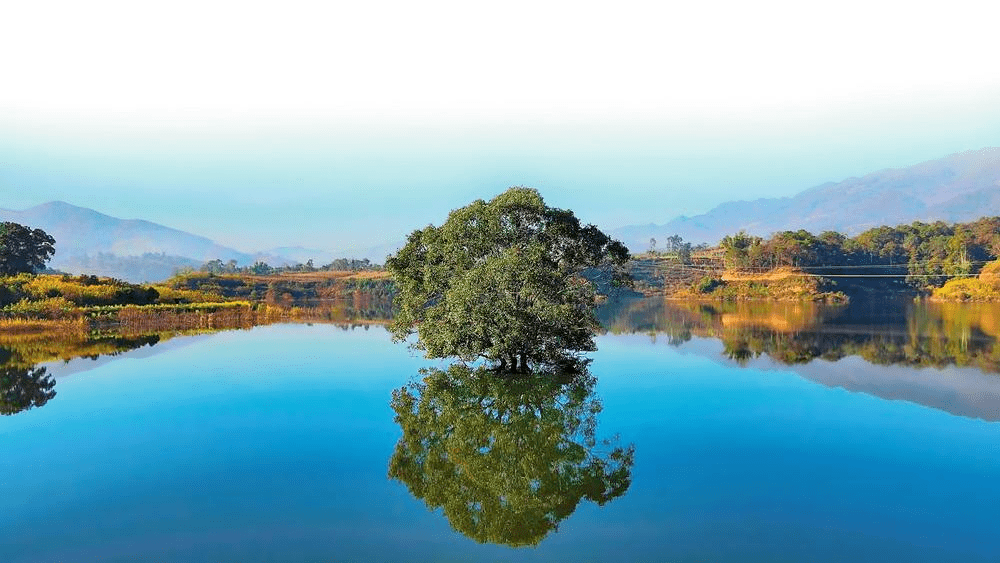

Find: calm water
2;299;1000;562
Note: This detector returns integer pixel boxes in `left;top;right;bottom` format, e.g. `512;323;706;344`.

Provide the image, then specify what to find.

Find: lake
2;298;999;562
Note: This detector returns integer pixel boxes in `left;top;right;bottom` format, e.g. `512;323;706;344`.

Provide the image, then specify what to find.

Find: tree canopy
386;187;630;371
0;222;56;276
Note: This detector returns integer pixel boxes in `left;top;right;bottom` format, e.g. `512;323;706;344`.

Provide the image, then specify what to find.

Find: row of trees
648;235;708;263
198;257;380;276
719;217;1000;287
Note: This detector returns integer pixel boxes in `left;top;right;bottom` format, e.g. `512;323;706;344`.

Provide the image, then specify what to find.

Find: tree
386;187;630;372
0;222;56;276
719;231;763;269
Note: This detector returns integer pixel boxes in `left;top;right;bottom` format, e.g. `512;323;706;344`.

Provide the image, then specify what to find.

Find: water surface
2;299;999;562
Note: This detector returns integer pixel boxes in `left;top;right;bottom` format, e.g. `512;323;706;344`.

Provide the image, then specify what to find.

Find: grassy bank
931;261;1000;302
1;271;395;319
669;268;849;303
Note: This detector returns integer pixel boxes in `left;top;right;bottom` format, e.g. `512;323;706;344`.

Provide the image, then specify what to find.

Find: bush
2;297;77;319
22;275;160;307
696;277;721;293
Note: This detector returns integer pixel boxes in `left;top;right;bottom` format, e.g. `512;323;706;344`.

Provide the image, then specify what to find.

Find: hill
613;147;1000;252
0;202;347;282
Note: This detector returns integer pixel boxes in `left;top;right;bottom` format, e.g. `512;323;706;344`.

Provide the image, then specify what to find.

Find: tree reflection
600;297;1000;373
1;365;56;415
388;361;634;547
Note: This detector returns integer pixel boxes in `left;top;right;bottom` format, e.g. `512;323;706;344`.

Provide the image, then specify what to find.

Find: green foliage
388;362;634;546
0;222;56;275
719;231;764;269
718;217;1000;290
1;297;77;319
386;187;630;371
696;276;721;293
21;275;159;307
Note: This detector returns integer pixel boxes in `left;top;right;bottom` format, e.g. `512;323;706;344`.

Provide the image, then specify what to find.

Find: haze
3;0;999;253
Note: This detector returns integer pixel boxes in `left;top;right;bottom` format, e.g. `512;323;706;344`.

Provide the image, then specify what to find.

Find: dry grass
721;267;803;282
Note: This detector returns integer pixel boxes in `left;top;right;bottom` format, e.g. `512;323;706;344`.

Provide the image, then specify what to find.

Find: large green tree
0;222;56;276
386;187;629;372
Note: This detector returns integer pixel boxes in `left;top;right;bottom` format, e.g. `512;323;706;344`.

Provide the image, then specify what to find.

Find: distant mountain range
5;147;999;280
612;147;1000;252
0;201;369;282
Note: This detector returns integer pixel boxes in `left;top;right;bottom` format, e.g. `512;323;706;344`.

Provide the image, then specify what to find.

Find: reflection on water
0;331;162;415
0;300;392;416
3;306;999;561
599;298;1000;371
388;362;634;547
599;297;1000;420
1;366;56;415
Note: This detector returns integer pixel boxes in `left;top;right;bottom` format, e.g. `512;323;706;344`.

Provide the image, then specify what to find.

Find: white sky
2;0;1000;253
5;0;998;121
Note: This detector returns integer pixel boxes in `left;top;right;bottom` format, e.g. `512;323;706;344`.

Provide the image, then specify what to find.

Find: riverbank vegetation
164;270;393;304
931;260;1000;302
641;216;1000;301
0;270;393;325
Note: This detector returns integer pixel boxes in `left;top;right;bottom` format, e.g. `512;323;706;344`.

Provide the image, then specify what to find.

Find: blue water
2;323;999;562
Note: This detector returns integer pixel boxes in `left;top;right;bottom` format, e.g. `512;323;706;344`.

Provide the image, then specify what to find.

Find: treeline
194;257;383;276
719;217;1000;287
646;235;710;262
166;272;396;303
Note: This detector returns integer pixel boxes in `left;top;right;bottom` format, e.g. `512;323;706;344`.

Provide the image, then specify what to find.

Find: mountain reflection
388;361;634;547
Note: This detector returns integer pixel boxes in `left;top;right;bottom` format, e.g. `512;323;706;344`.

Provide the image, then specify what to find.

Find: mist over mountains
0;201;346;282
4;147;1000;281
612;147;1000;252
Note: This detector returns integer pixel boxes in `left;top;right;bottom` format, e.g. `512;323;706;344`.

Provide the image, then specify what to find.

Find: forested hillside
717;216;1000;288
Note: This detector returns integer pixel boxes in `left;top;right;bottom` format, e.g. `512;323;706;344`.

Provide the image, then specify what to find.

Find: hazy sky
3;0;999;253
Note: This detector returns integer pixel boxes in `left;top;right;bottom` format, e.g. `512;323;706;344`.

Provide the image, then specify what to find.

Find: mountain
336;240;404;265
0;202;328;282
613;147;1000;252
257;246;337;266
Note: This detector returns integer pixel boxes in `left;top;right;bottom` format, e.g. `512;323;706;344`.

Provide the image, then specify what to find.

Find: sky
3;0;999;254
